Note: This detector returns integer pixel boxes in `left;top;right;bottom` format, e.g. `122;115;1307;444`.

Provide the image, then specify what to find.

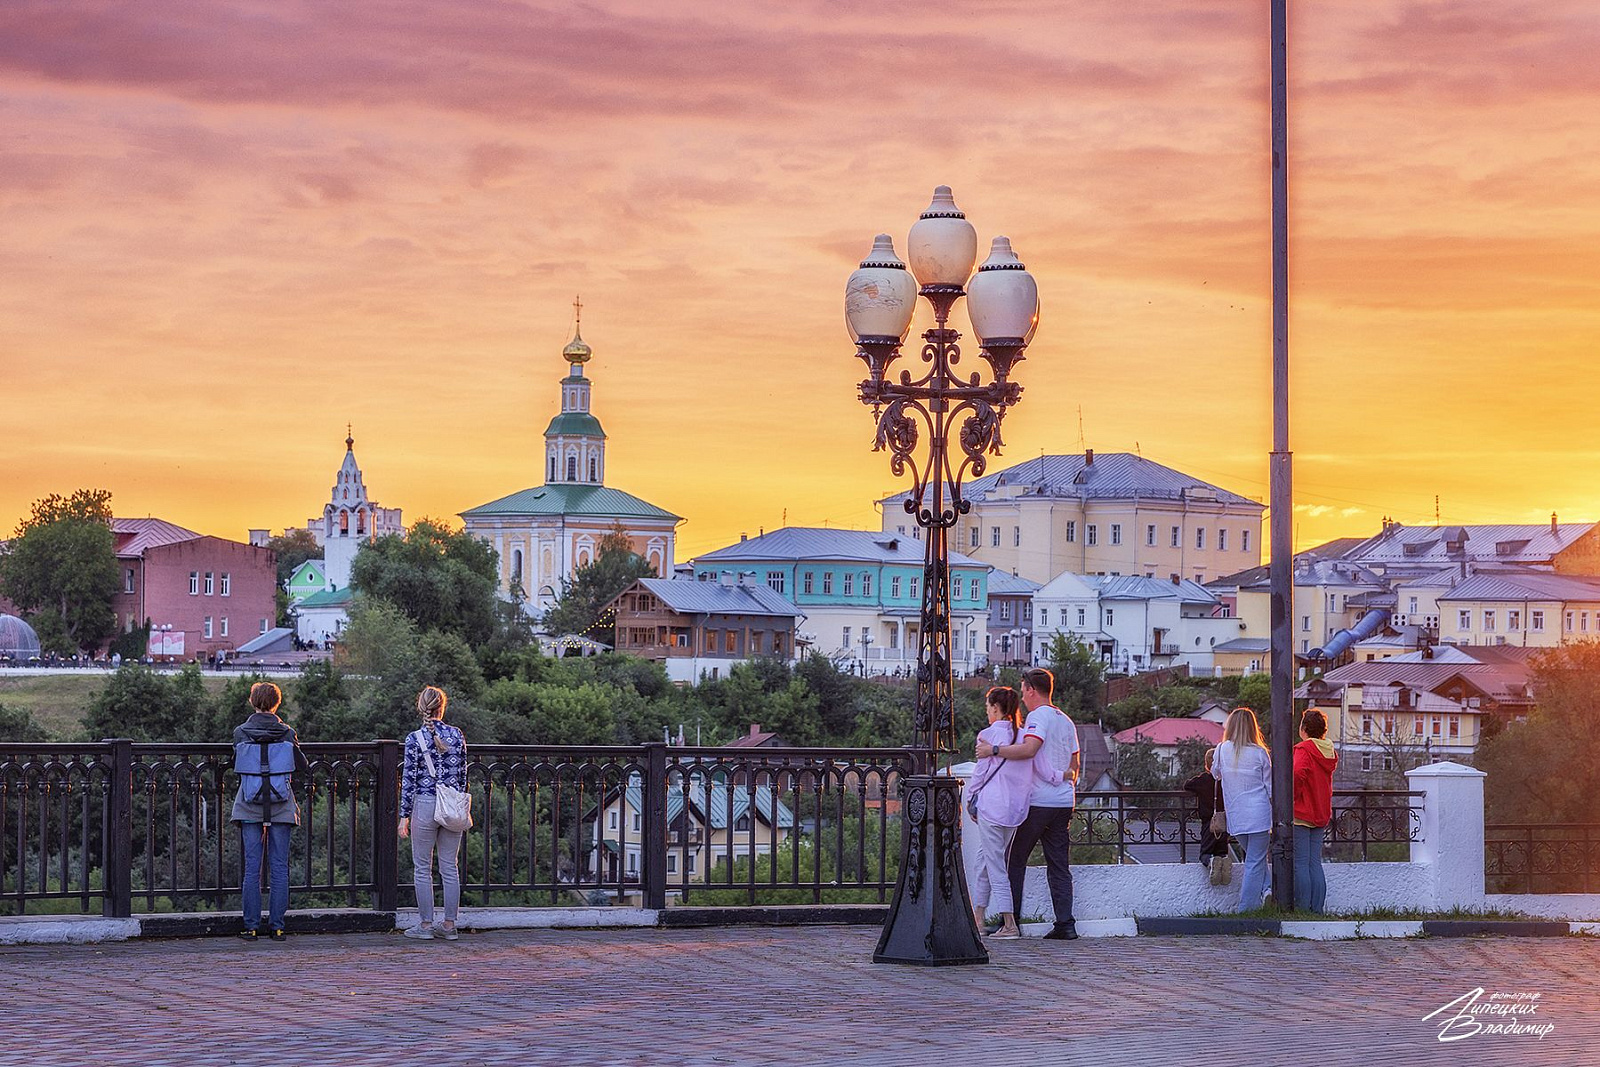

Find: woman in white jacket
1214;707;1272;912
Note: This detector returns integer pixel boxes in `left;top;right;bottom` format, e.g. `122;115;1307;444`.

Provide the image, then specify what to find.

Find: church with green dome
461;304;682;615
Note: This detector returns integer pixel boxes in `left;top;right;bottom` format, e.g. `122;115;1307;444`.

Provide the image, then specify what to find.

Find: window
1531;610;1544;632
259;619;268;635
803;572;814;595
1023;601;1033;622
843;626;852;648
1000;601;1012;621
609;811;619;830
705;629;718;652
1110;524;1122;546
687;854;697;875
891;576;902;598
1409;596;1420;614
668;854;677;874
767;571;785;594
722;630;735;654
1383;713;1396;736
1146;524;1156;546
1013;526;1021;547
204;572;214;596
124;568;135;594
970;527;979;548
843;573;854;596
567;456;577;480
549;457;557;481
1507;609;1521;631
889;627;899;649
991;526;1001;547
1413;715;1424;736
1086;524;1098;546
1217;529;1227;552
735;814;751;833
1383;755;1395;771
953;629;962;652
1195;528;1206;550
1039;607;1048;626
1458;609;1472;631
951;576;962;599
1361;713;1373;737
1448;715;1460;739
1431;715;1442;737
1483;610;1496;632
1076;607;1086;626
589;456;598;482
1302;615;1310;632
822;573;833;595
1066;521;1076;543
1242;530;1251;553
203;617;213;639
1361;754;1373;772
220;617;229;638
1585;612;1591;632
1105;608;1115;625
628;853;638;875
1566;611;1575;631
1170;526;1181;548
633;813;641;833
910;577;920;599
220;573;231;597
862;574;872;597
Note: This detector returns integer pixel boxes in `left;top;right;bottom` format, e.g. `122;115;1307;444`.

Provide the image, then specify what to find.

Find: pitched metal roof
1305;647;1535;703
1344;523;1595;567
1093;575;1218;604
112;517;202;558
635;577;803;619
695;527;984;568
1436;572;1600;604
461;483;680;521
621;777;796;830
1112;717;1224;747
986;569;1042;596
235;627;295;654
295;587;354;609
1213;637;1270;654
882;453;1262;509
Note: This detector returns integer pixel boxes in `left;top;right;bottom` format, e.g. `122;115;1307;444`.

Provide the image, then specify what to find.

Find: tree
81;663;213;742
1103;683;1202;733
0;489;119;653
1113;737;1168;791
541;524;656;643
349;518;499;647
1043;633;1106;717
266;528;322;585
1479;640;1600;825
0;702;49;743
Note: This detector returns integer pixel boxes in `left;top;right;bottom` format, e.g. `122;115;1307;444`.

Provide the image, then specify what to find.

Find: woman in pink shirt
969;687;1063;939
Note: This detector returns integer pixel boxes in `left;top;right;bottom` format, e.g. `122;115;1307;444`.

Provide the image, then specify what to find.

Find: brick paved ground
3;927;1596;1067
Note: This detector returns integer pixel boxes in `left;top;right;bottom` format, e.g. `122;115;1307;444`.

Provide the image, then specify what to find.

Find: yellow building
1438;572;1600;648
1229;558;1389;657
881;451;1263;586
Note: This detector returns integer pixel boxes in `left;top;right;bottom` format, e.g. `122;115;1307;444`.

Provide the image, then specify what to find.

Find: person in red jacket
1292;709;1338;912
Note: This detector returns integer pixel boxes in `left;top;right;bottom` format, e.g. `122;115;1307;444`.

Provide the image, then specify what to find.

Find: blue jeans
241;822;292;931
1236;830;1271;913
1293;824;1327;912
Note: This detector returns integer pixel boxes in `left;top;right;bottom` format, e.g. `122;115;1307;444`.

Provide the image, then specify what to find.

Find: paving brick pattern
3;927;1597;1066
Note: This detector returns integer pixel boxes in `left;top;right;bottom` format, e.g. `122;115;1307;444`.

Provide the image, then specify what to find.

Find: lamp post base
872;774;988;966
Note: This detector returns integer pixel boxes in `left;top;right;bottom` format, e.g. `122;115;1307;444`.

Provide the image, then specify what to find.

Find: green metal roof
544;412;606;438
295;587;354;608
461;482;681;521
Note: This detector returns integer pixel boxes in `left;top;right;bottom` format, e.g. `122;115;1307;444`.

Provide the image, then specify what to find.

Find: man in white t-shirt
975;667;1081;940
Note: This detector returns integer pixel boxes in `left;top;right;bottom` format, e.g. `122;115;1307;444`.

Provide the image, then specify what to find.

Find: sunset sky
3;0;1598;560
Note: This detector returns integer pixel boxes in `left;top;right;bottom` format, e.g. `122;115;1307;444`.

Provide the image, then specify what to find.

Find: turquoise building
692;528;988;675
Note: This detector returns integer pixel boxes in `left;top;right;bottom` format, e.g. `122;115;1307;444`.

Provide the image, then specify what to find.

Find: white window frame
220;573;231;597
204;572;214;596
1170;526;1180;548
1217;529;1227;552
1086;524;1098;547
203;616;213;640
220;617;228;638
189;572;200;596
1146;524;1156;547
1195;528;1205;550
1110;524;1122;546
1458;609;1472;631
891;576;902;598
1066;521;1076;544
991;526;1001;547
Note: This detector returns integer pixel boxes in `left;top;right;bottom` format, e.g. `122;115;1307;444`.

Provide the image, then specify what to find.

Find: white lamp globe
966;236;1038;344
906;186;978;289
845;234;917;342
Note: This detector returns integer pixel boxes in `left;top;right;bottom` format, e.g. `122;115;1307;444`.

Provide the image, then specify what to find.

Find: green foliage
285;659;351;740
1042;632;1106;716
1113;737;1168;791
349;518;499;647
265;528;322;585
541;524;657;641
1479;640;1600;824
1236;673;1271;718
107;619;151;663
81;664;217;742
0;701;49;743
1103;683;1203;733
0;489;119;653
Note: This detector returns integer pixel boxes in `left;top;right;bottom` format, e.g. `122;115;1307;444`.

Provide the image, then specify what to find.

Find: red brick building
112;519;277;660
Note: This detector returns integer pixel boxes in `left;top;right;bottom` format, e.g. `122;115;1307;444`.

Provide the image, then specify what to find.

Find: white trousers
972;819;1018;915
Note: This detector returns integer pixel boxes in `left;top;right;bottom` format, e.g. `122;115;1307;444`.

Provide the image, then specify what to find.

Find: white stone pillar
1405;760;1487;910
948;763;981;895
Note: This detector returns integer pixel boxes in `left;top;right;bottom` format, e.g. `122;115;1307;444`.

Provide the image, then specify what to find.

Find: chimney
740;532;748;542
749;723;761;737
1552;511;1559;536
1084;448;1094;466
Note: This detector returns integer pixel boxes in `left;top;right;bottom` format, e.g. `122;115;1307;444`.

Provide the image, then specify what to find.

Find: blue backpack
235;739;296;806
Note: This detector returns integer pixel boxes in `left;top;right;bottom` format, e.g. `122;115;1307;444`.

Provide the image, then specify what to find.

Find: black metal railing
1486;823;1600;894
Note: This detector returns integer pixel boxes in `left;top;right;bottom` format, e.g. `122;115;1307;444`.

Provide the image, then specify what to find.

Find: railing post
102;738;133;919
642;742;668;911
373;739;400;914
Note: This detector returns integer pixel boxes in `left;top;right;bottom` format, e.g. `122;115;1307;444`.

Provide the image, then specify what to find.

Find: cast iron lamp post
846;186;1039;966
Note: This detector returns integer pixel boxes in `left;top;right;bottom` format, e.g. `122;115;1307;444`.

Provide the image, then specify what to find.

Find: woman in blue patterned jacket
399;685;468;941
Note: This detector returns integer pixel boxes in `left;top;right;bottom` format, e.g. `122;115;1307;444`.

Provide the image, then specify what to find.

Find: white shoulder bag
416;729;473;832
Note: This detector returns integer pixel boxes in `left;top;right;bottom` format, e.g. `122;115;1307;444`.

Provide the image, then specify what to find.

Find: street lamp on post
847;186;1039;966
860;630;874;675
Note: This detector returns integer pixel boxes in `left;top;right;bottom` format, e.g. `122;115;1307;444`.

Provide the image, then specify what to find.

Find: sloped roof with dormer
632;577;803;619
880;453;1262;509
1436;572;1600;604
1343;523;1595;569
695;527;984;569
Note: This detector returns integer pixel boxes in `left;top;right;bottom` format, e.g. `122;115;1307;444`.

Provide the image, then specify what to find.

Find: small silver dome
0;614;42;658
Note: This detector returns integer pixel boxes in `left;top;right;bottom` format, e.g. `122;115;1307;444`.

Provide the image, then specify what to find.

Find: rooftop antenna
1135;440;1142;459
1077;406;1086;452
1435;495;1441;525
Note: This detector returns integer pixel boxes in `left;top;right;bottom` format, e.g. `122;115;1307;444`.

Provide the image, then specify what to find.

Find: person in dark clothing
230;682;309;941
1182;746;1229;866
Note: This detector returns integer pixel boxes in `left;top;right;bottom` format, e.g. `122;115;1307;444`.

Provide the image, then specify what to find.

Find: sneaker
403;924;435;940
1042;923;1079;941
268;929;287;942
438;923;460;941
236;929;259;942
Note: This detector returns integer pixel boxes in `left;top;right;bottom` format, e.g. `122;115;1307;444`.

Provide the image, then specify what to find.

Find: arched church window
589;457;597;482
549;456;556;482
340;511;349;536
356;510;366;536
567;456;577;481
512;549;524;584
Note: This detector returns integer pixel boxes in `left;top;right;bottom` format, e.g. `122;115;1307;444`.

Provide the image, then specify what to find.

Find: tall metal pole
1268;0;1296;909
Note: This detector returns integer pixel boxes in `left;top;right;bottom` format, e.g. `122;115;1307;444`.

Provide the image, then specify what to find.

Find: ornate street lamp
847;186;1039;966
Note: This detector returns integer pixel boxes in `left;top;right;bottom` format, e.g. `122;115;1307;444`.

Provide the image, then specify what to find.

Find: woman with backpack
399;685;469;941
1214;707;1273;912
967;687;1063;940
231;681;309;942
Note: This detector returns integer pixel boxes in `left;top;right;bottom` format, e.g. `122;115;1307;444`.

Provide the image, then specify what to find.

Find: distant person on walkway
1182;746;1230;871
968;687;1064;940
1215;708;1273;912
975;667;1082;940
400;685;468;941
231;681;308;942
1293;709;1338;912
